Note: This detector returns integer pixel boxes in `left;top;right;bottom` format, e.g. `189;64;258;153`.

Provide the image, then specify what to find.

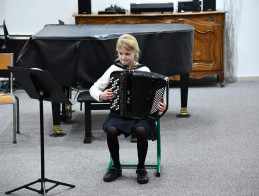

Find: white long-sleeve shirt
90;64;150;101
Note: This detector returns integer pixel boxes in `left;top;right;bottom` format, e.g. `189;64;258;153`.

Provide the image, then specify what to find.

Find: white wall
0;0;4;23
0;0;259;78
236;0;259;78
1;0;224;35
2;0;78;35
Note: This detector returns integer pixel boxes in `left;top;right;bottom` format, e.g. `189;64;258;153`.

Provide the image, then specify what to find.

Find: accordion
109;70;169;122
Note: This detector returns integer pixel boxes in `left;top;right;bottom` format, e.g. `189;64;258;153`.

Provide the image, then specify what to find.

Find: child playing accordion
90;34;167;184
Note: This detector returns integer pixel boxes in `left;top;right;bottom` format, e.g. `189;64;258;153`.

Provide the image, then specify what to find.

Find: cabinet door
175;18;222;72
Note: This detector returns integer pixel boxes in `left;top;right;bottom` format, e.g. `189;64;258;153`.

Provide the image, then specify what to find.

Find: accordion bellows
109;70;169;122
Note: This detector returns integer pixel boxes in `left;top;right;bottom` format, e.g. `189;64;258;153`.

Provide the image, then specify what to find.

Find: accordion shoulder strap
114;59;146;70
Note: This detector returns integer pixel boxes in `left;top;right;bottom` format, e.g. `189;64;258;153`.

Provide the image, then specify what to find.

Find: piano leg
84;102;92;143
177;73;191;118
60;87;72;121
50;87;72;137
51;102;66;136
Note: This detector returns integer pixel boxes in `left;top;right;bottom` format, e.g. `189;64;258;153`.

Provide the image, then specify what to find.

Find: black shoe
136;169;149;184
103;167;122;182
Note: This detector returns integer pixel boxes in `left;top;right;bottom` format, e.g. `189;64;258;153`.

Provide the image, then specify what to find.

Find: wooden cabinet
74;11;226;86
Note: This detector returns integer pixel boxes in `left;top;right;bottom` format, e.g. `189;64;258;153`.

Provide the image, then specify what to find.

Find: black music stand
5;67;75;195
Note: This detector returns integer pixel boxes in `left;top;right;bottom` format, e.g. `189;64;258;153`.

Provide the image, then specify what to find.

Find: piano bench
77;90;110;143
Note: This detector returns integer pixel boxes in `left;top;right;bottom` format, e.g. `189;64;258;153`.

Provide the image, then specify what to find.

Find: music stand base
5;178;75;195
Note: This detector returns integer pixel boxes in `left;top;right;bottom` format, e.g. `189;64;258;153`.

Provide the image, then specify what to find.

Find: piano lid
34;24;194;40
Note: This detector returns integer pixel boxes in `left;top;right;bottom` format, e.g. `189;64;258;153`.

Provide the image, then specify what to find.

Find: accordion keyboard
150;87;165;114
110;76;120;111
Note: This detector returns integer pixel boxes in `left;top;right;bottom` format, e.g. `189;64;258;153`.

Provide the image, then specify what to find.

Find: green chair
107;119;161;177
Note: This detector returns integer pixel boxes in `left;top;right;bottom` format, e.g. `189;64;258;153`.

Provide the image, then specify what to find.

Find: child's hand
157;98;166;115
99;89;115;101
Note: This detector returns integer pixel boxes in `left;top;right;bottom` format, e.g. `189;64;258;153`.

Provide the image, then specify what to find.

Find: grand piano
16;23;194;135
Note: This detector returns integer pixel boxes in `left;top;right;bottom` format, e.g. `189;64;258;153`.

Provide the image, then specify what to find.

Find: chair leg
15;96;20;134
156;119;161;177
12;100;17;144
84;103;92;143
107;156;113;172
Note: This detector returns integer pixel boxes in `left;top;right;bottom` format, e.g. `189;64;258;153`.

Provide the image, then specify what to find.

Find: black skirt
103;113;158;141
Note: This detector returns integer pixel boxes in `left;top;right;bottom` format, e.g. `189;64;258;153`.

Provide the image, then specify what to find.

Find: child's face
118;46;137;67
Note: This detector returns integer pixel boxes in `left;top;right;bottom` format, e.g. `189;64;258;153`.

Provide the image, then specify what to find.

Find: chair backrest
0;53;14;93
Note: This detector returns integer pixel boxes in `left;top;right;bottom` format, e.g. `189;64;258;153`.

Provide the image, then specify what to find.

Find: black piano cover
16;24;194;88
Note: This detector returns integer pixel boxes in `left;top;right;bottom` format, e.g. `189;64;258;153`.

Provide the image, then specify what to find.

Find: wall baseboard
236;76;259;81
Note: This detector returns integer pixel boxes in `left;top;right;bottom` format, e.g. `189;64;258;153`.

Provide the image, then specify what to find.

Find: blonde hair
116;34;139;62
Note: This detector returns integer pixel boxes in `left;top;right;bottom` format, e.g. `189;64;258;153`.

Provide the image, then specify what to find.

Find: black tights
106;126;148;169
